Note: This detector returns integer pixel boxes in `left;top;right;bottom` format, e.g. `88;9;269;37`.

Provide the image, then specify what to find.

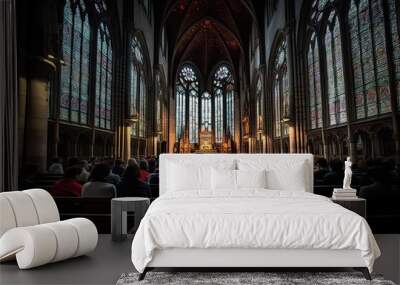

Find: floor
0;235;134;285
1;234;399;285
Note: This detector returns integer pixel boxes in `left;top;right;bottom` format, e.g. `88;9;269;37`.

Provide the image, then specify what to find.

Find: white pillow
168;163;211;191
211;168;237;190
167;159;236;192
238;159;307;192
236;169;267;189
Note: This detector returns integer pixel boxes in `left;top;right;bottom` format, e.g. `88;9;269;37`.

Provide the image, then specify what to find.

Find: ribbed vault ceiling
161;0;256;81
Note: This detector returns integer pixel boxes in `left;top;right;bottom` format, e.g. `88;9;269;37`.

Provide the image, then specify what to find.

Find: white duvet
131;190;380;273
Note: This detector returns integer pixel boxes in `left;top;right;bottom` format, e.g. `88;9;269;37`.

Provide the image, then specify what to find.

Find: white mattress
131;190;380;273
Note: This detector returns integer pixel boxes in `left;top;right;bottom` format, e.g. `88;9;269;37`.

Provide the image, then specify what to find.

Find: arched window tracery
60;0;113;129
348;0;391;119
60;0;91;124
307;32;323;129
95;23;112;129
175;64;200;143
129;35;147;138
272;39;289;138
212;64;235;143
174;63;235;147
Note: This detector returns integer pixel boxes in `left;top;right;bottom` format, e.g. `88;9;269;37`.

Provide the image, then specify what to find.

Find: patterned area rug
116;272;396;285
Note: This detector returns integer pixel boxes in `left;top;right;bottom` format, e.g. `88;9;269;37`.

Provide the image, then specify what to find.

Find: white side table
111;197;150;241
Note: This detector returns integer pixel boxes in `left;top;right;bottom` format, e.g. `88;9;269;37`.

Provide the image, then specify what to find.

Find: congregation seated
82;163;117;198
48;157;64;175
147;156;157;173
148;171;159;198
112;159;125;176
314;158;329;182
67;157;80;168
359;163;394;200
138;160;151;183
118;162;151;198
50;166;83;197
104;158;121;186
76;160;90;183
322;159;344;185
18;163;39;190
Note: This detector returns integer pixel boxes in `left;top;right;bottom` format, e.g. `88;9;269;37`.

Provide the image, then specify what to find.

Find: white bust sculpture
343;157;353;190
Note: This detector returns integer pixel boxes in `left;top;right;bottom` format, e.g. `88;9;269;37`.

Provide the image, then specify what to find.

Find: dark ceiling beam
220;0;245;47
169;16;247;84
238;0;258;24
174;0;205;43
173;16;244;59
169;23;199;83
212;25;236;74
160;0;178;27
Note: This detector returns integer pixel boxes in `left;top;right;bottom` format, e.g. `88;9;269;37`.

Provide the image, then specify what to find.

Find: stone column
123;123;132;161
168;86;175;153
349;136;357;165
48;121;60;160
90;129;95;159
24;77;49;172
284;0;297;154
18;77;27;166
288;124;296;153
73;135;79;157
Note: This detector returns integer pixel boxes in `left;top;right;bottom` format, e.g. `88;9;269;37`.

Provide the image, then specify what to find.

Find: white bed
131;154;380;280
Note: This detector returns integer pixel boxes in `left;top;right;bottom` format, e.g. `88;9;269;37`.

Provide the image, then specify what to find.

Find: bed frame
139;154;372;281
139;248;370;280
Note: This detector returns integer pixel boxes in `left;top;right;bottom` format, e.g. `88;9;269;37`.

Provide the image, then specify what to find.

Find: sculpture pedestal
333;188;356;192
332;188;357;200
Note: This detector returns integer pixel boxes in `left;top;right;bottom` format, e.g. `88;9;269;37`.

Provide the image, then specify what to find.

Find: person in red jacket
138;159;150;183
50;166;83;197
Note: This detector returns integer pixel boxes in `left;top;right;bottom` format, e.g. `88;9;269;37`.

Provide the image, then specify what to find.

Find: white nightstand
331;197;366;218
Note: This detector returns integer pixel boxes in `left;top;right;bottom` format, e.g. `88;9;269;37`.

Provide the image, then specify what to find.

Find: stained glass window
189;89;199;143
349;0;392;119
139;76;146;138
175;64;199;143
388;0;400;109
226;87;235;138
325;12;347;126
371;0;391;114
175;83;186;141
130;35;147;138
214;88;224;143
212;64;235;143
273;75;281;138
201;92;212;132
272;40;289;138
130;65;137;118
307;33;323;129
60;0;90;124
155;73;162;133
95;23;112;129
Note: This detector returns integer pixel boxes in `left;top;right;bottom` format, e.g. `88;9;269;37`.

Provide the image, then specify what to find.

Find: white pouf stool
0;189;98;269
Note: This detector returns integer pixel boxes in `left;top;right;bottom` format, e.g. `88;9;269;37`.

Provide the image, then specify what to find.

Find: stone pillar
24;78;49;172
349;136;357;165
168;87;175;153
49;121;59;159
121;120;134;161
288;124;296;153
73;135;79;157
18;77;27;166
285;0;297;154
90;129;95;159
